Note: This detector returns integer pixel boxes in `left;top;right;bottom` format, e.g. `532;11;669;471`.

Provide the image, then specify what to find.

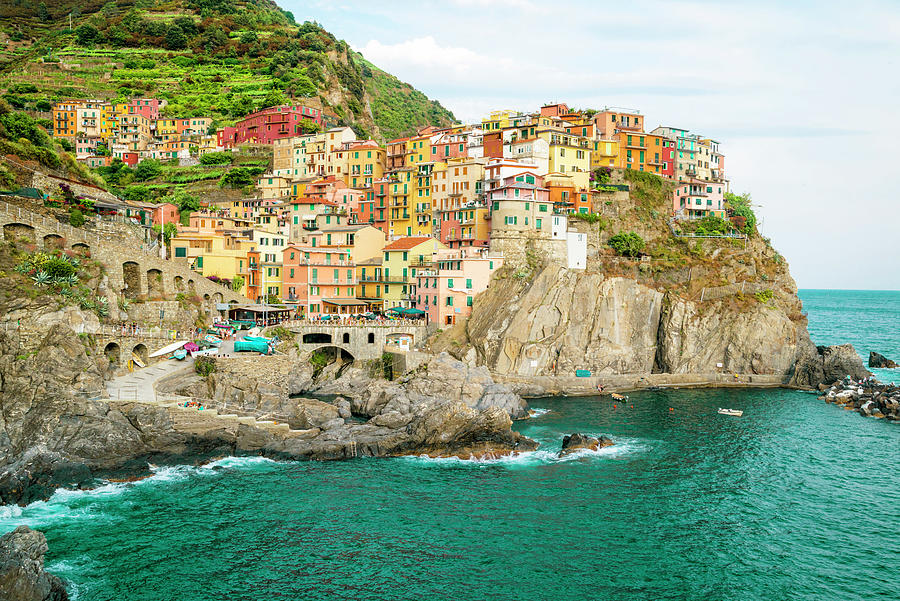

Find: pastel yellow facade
381;237;448;308
389;169;414;238
591;138;619;169
538;129;591;190
405;135;433;167
347;144;385;189
412;162;440;236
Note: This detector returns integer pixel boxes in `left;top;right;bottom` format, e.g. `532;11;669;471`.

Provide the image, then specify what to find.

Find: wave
0;456;284;532
527;408;552;418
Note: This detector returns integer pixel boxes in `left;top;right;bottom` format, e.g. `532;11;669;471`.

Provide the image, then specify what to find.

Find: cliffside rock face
465;262;815;382
820;344;870;383
467;266;664;376
559;433;614;457
0;526;68;601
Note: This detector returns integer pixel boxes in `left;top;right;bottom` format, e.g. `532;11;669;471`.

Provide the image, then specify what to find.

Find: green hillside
0;0;456;140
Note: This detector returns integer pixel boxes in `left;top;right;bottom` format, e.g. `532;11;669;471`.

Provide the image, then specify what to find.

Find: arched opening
147;268;163;298
308;345;355;380
122;261;141;299
188;279;195;290
203;293;211;302
104;342;120;367
71;242;90;257
131;343;149;366
43;233;64;249
303;332;332;344
3;223;35;244
367;332;375;344
342;332;350;344
213;292;223;304
174;275;184;292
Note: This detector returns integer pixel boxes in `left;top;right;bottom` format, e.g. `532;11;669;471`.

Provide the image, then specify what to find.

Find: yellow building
537;128;592;190
412;162;441;236
480;110;536;132
389;168;414;238
405;134;433;167
381;236;448;309
591;138;620;170
170;231;256;296
347;141;385;189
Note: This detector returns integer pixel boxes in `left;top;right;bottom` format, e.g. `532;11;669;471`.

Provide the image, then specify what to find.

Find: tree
152;222;178;244
165;26;188;50
75;24;99;45
161;188;200;213
608;231;645;257
231;275;244;292
240;30;258;44
121;185;151;202
220;167;254;188
173;16;198;37
35;98;52;112
37;2;50;21
69;208;85;227
724;192;756;235
134;159;161;181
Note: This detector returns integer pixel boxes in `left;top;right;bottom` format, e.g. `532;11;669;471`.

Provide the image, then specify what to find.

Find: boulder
559;433;614;457
868;352;898;369
0;526;68;601
820;344;870;383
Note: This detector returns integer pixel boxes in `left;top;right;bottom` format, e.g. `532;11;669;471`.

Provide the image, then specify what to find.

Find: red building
150;202;179;227
661;140;676;179
217;104;325;148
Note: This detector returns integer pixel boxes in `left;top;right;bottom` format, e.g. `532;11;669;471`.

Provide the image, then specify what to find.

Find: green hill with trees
0;0;456;141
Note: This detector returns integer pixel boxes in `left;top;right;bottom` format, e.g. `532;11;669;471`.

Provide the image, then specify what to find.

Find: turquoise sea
1;290;898;600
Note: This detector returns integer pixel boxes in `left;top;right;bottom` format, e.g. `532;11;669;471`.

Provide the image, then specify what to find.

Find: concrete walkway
105;357;194;402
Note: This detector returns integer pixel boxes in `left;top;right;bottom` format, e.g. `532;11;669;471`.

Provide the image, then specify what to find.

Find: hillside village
36;97;738;327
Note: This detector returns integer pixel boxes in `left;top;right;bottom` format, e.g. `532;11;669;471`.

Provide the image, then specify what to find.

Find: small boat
149;340;189;358
203;334;223;346
191;347;219;358
718;408;743;416
611;393;627;401
169;349;187;361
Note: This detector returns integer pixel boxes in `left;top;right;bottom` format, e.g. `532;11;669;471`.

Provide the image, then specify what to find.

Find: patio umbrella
403;308;426;316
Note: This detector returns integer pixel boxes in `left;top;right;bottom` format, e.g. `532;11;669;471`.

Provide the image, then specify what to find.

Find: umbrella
403;308;426;316
384;308;401;314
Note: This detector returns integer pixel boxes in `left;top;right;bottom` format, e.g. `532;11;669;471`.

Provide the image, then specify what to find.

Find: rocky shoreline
818;379;900;421
0;526;68;601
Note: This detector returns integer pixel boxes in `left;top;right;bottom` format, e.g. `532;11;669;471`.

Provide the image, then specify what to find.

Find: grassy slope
0;0;455;140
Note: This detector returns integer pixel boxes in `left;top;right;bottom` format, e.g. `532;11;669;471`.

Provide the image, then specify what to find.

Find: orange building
52;102;79;138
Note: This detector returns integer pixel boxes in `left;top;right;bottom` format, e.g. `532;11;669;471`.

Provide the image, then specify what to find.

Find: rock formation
819;380;900;420
0;526;68;601
868;352;898;369
559;433;614;457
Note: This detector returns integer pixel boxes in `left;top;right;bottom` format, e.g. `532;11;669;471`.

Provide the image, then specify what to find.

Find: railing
358;275;409;283
284;319;425;328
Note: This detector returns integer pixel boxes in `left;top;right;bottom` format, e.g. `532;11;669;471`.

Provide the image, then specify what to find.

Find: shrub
199;151;232;165
69;208;85;227
608;231;645;257
725;192;756;235
755;289;774;304
195;356;217;377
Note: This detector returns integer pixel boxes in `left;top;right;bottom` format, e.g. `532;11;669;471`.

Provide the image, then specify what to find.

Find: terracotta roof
384;237;434;250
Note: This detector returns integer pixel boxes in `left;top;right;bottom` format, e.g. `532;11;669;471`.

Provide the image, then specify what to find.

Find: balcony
359;275;409;283
614;121;642;132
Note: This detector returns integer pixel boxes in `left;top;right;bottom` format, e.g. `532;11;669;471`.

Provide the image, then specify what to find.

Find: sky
283;0;900;290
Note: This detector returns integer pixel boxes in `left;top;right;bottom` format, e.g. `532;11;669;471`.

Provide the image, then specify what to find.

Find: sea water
1;290;898;600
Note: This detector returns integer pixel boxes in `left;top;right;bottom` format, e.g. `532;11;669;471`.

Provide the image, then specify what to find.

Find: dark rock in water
820;344;870;384
868;352;898;369
0;526;68;601
559;433;613;457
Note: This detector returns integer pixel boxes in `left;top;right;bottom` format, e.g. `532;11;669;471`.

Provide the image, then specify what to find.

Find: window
467;296;473;307
446;296;453;306
175;247;186;257
466;279;472;289
536;218;542;228
448;279;454;288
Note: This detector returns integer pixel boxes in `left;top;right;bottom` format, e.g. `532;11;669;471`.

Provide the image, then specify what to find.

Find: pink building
129;98;161;121
282;244;359;316
416;248;504;326
217;104;324;148
151;202;179;227
672;178;726;219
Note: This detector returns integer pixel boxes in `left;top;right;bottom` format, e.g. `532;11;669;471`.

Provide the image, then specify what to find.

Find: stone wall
30;171;119;203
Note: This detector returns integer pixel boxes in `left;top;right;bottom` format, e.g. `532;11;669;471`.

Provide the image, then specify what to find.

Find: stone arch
367;332;375;344
122;261;141;299
3;223;35;244
71;242;90;257
342;332;350;344
309;345;355;364
131;343;149;365
203;293;211;302
43;233;65;249
303;332;332;344
104;342;121;367
174;275;184;292
213;292;223;304
147;268;163;297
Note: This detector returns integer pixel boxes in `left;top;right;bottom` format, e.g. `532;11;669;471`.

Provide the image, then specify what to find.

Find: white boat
718;408;743;416
191;347;219;358
149;340;190;358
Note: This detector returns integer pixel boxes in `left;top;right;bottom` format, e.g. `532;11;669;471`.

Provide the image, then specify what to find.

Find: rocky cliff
0;526;68;601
